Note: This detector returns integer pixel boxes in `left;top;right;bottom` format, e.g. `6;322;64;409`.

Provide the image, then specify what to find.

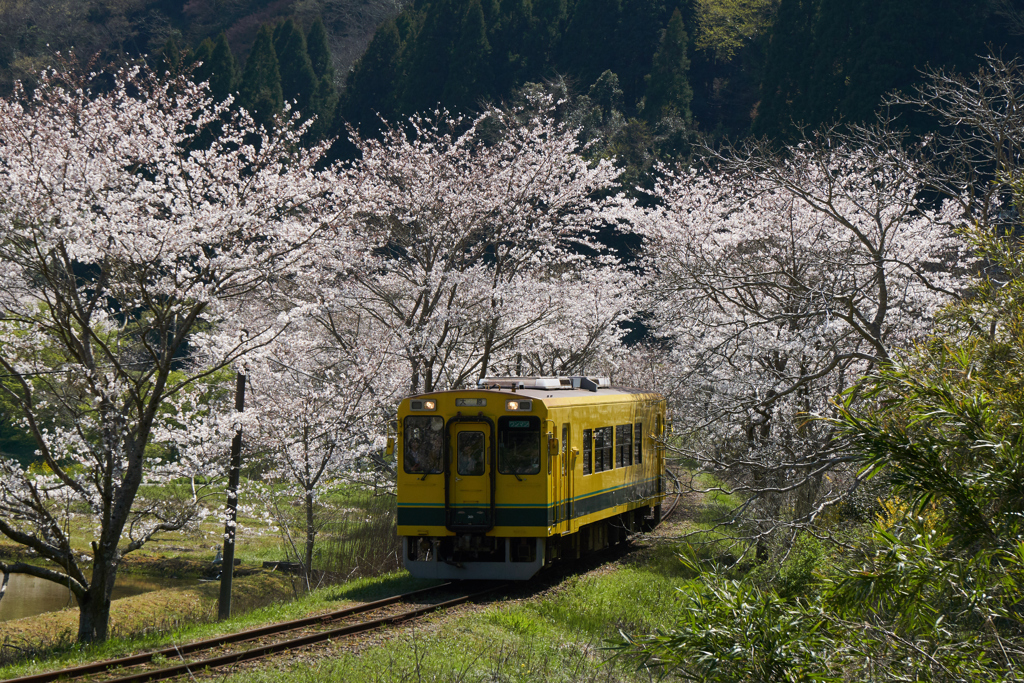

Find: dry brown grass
0;571;295;660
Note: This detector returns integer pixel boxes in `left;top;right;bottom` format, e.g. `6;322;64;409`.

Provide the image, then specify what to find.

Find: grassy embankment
1;544;713;683
0;479;400;666
1;470;749;683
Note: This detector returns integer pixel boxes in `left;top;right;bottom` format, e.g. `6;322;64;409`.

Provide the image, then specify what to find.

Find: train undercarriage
403;504;661;580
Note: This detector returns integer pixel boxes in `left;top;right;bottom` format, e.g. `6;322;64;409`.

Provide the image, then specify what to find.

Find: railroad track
662;466;684;519
3;581;508;683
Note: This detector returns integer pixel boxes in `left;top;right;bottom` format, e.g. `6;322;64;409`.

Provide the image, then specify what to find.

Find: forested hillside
0;0;398;95
3;0;1019;143
340;0;1023;140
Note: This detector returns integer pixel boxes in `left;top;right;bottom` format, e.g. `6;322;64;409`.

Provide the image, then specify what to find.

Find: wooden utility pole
218;371;246;621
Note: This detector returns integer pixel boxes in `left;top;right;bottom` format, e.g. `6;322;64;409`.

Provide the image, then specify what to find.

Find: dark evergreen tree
158;35;184;77
489;0;537;96
531;0;566;50
207;32;239;104
751;0;819;138
588;69;622;124
839;0;984;126
307;18;335;83
337;19;403;135
274;19;318;120
444;0;493;112
558;0;621;88
806;0;861;126
402;0;463;112
755;0;995;138
643;9;692;123
306;18;338;141
238;24;283;130
611;0;661;110
186;34;237;150
190;38;215;84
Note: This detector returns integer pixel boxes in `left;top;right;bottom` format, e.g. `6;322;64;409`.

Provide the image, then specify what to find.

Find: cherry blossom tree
317;102;637;394
241;312;403;586
0;64;334;643
636;128;969;545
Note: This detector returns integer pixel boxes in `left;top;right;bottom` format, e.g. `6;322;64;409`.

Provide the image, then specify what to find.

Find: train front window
497;416;541;475
403;415;444;474
457;431;486;476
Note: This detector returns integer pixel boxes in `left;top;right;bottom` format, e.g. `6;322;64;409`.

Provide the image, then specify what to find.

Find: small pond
0;573;196;622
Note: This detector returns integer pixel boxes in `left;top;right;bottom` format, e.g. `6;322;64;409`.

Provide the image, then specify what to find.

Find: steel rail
3;582;464;683
661;466;684;519
95;583;508;683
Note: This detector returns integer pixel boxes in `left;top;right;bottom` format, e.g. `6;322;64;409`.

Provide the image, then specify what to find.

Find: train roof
403;376;664;405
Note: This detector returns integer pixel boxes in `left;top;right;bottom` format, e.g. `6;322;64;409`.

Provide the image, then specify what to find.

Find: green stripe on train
397;478;660;528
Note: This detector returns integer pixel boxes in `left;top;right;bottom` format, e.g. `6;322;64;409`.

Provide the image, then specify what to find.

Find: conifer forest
1;0;1024;679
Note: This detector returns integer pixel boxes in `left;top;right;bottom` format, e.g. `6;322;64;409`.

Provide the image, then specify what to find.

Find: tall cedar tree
238;24;283;130
559;0;622;88
190;33;237;104
613;0;662;109
208;33;239;104
589;69;623;124
751;0;817;137
644;9;692;123
443;0;492;112
489;0;539;97
402;0;462;113
754;0;995;138
159;36;184;75
337;19;403;138
307;18;338;140
274;19;318;121
191;38;215;84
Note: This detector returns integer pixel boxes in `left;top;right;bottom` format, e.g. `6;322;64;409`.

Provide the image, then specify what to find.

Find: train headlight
411;399;437;411
506;399;532;411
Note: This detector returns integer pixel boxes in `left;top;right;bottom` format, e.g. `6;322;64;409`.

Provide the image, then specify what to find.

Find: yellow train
396;376;667;579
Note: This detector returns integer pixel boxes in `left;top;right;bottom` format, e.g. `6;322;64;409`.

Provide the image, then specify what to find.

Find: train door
547;426;560;529
562;423;573;531
450;423;491;528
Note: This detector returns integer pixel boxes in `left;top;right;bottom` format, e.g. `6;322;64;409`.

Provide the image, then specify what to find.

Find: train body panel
396;377;666;580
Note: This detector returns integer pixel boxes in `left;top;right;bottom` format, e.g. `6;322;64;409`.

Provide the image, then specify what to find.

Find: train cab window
594;426;613;472
582;429;592;475
497;416;541;475
635;422;643;464
403;416;444;474
457;431;486;476
615;424;633;467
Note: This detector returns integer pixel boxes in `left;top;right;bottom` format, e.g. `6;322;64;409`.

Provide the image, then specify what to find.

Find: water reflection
0;573;195;622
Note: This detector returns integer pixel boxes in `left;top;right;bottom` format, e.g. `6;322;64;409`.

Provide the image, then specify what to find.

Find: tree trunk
304;489;316;589
76;559;117;643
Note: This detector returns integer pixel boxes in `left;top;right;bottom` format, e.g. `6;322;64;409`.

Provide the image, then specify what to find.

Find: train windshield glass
497;416;541;475
403;416;444;474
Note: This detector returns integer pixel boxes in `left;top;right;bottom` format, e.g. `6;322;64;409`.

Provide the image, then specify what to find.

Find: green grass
0;571;436;679
218;569;689;683
2;554;702;683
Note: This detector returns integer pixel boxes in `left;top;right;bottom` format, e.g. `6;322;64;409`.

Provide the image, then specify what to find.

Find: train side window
403;415;444;474
615;424;632;467
635;421;643;464
594;426;613;472
497;416;541;475
582;429;592;475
